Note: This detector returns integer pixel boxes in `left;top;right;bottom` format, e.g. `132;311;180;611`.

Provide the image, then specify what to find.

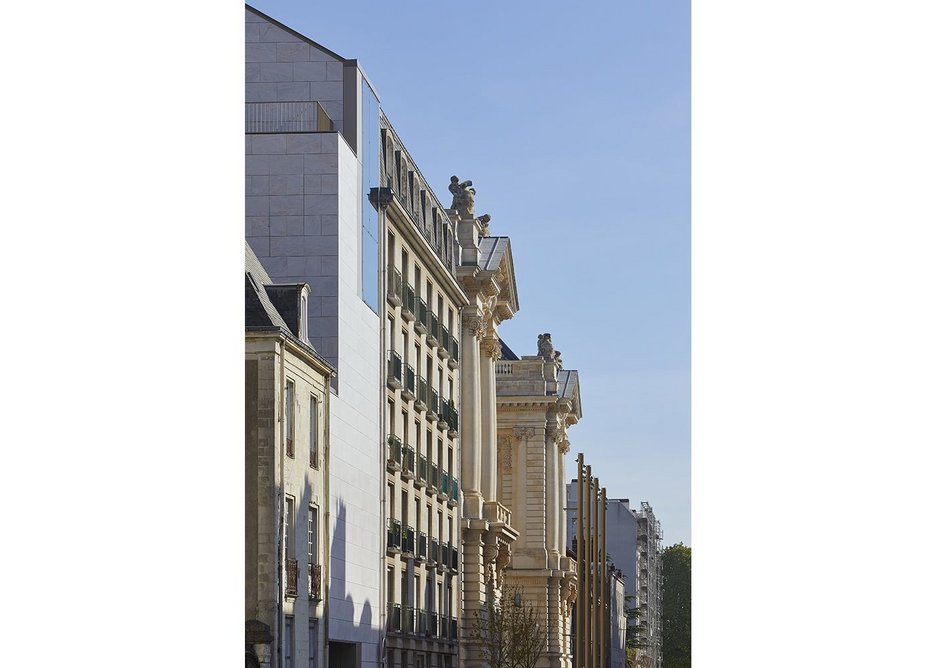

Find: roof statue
449;175;476;217
537;333;555;360
477;213;492;236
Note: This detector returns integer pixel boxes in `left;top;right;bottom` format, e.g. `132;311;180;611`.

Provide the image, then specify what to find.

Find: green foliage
470;586;547;668
661;543;691;668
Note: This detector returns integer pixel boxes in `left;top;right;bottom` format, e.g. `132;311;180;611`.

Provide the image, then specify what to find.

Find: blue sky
249;0;691;546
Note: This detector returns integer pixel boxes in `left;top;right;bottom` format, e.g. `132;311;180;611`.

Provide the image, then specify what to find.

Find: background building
633;503;662;668
246;242;334;668
246;6;383;667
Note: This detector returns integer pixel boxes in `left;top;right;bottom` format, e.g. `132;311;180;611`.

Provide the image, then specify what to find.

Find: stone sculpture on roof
449;175;476;217
537;333;555;359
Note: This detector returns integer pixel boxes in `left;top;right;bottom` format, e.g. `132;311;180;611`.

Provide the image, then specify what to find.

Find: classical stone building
378;116;469;668
451;198;522;668
246;242;334;667
494;339;581;668
246;6;384;667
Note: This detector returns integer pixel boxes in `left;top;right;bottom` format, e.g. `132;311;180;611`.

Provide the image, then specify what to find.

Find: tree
661;543;691;668
471;586;547;668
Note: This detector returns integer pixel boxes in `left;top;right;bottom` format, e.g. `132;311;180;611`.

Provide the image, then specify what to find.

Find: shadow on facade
329;500;378;668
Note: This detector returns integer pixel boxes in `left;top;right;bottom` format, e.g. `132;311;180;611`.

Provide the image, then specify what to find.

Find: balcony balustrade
446;405;459;433
427;313;439;347
415;299;428;334
402;364;416;401
387;269;402;307
430;537;439;564
387;603;402;633
245;100;333;133
430;464;440;491
286;558;298;597
437;400;449;432
428;612;438;638
402;284;416;321
439;326;450;359
402;605;415;634
441;543;451;571
450;544;458;571
386;435;402;471
415;377;428;411
386;519;402;553
451;337;460;362
387;352;402;389
308;562;322;600
440;471;450;500
427;390;439;422
417;455;427;488
418;531;427;561
448;477;459;507
402;446;415;480
402;525;415;555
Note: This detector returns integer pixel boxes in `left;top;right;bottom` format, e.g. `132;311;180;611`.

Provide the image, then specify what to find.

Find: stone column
479;336;500;504
460;521;487;668
460;316;484;519
512;425;547;568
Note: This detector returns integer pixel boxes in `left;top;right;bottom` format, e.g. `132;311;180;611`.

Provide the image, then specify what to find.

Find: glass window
309;395;318;468
285;380;295;458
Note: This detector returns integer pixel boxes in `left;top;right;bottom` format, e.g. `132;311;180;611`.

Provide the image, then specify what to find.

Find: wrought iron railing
441;326;450;354
430;537;439;564
450;477;459;501
389;269;402;303
451;337;460;361
286;558;298;597
429;389;439;417
450;544;458;571
428;612;439;638
404;365;415;395
402;605;415;634
429;313;439;344
430;464;440;490
418;300;428;330
309;562;322;600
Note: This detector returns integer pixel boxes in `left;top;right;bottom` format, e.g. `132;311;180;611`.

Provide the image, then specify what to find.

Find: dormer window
298;286;310;343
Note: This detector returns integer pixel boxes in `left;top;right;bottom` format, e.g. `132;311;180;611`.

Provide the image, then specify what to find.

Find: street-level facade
246;242;334;668
379;115;469;668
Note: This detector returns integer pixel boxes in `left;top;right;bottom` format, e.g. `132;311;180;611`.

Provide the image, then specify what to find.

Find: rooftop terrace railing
245;101;333;134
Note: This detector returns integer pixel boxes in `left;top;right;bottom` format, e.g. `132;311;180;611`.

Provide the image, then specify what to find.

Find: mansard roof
478;235;520;318
245;242;335;374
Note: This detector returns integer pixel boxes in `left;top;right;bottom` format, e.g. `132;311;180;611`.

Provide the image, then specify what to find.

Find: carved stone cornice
513;426;536;441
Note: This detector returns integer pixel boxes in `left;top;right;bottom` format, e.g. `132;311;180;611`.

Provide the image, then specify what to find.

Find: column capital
481;336;501;360
463;314;486;340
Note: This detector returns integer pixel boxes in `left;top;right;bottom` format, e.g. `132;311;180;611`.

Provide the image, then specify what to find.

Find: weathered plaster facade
495;346;582;668
246;244;333;668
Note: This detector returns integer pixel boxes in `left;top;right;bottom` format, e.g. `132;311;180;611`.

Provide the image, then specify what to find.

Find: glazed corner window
309;395;319;468
285;380;295;458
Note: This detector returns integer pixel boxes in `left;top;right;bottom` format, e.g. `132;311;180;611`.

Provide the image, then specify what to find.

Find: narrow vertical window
285;380;295;458
284;616;294;668
309;395;318;468
308;622;318;668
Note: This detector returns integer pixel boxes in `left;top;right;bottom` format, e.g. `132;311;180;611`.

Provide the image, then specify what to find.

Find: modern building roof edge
246;4;347;64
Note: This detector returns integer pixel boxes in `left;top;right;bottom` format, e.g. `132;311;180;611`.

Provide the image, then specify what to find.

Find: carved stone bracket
497;434;514;473
513;426;536;441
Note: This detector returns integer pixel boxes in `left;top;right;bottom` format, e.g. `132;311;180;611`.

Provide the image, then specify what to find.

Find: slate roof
245;242;335;374
499;339;520;361
478;236;510;272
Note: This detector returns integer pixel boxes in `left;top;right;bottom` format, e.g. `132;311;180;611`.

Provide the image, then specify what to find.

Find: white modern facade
247;6;383;667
